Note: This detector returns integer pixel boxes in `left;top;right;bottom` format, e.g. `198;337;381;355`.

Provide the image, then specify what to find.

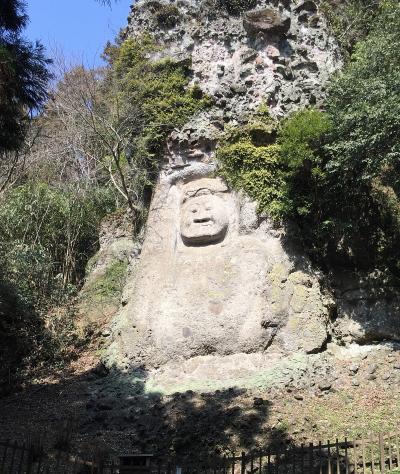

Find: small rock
367;364;378;374
294;394;304;400
352;380;360;387
349;364;359;374
318;381;332;392
230;83;246;94
243;8;291;36
366;374;377;381
266;45;280;58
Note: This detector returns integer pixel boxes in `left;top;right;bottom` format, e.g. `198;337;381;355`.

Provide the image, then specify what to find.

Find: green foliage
218;108;330;225
0;182;117;383
218;114;289;220
278;109;331;226
0;182;116;309
154;4;181;28
102;35;211;227
220;1;400;273
81;260;128;304
107;36;211;156
279;109;331;171
0;0;51;152
211;0;257;15
322;0;400;271
320;0;380;56
0;0;27;33
326;1;400;181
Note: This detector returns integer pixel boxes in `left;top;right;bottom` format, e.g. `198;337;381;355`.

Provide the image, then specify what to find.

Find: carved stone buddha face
180;192;229;246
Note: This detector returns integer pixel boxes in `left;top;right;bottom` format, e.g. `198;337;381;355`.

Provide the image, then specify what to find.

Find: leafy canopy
219;1;400;273
0;0;51;152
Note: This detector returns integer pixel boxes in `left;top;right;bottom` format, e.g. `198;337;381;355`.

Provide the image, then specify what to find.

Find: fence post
353;439;358;474
335;439;340;474
318;441;322;474
397;432;400;469
291;447;295;474
26;443;34;474
276;446;280;474
379;433;385;474
16;442;25;474
388;436;393;471
9;441;17;474
327;440;332;474
232;451;236;474
0;440;9;474
345;437;349;474
361;438;366;474
371;437;375;474
241;452;246;474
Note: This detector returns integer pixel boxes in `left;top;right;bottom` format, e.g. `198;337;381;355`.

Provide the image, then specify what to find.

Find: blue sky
25;0;133;67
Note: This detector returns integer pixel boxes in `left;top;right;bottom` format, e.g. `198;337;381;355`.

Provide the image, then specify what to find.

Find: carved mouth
194;217;213;225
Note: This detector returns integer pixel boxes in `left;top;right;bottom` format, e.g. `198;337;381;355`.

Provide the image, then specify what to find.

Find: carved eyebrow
192;188;212;197
182;188;212;202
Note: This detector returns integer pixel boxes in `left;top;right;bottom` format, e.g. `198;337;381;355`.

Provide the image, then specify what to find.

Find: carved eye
205;206;211;211
191;208;198;213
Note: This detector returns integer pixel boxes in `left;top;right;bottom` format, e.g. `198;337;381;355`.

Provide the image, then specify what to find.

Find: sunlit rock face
124;0;342;124
180;180;229;246
108;169;330;384
106;0;340;390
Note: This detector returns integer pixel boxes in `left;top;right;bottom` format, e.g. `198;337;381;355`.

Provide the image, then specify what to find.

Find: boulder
243;8;291;36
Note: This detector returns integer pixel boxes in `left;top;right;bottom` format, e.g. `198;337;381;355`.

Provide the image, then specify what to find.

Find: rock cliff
105;0;398;393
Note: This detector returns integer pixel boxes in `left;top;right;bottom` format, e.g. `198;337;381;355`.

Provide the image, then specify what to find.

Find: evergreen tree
0;0;51;152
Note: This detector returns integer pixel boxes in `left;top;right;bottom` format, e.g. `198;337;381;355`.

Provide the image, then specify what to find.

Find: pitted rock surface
104;0;343;388
124;0;342;126
107;172;330;386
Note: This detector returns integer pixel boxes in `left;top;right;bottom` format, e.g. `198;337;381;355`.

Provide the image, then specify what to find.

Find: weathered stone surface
77;212;138;329
101;0;364;392
107;166;330;385
332;273;400;344
243;8;291;35
124;0;342;167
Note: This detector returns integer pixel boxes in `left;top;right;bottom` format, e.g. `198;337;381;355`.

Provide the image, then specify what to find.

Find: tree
320;0;381;56
0;0;51;152
322;0;400;271
33;37;210;235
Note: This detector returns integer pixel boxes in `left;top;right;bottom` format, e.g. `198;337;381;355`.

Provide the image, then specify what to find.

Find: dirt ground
1;344;400;461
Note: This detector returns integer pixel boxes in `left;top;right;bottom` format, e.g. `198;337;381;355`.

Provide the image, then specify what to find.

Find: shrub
0;182;117;382
217;114;289;220
278;109;331;220
320;0;380;56
216;0;257;15
155;4;181;28
218;108;330;223
102;35;212;228
322;0;400;271
219;1;400;274
0;182;116;303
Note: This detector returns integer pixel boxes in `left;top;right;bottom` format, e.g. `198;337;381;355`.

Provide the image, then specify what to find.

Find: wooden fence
1;431;400;474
